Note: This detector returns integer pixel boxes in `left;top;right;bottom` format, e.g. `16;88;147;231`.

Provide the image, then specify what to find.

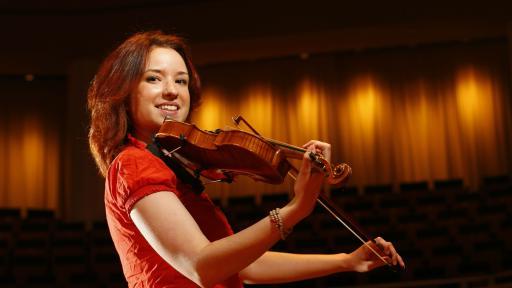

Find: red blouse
105;135;244;288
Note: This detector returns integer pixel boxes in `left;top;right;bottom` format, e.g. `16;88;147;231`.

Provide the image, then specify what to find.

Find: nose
163;82;178;99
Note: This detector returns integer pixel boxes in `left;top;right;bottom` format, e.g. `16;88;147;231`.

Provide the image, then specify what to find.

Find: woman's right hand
289;140;331;218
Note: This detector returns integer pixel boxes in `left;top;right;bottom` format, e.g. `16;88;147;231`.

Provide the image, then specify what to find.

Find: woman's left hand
348;237;405;272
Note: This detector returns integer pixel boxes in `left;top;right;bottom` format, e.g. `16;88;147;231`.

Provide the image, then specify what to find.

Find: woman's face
130;47;191;142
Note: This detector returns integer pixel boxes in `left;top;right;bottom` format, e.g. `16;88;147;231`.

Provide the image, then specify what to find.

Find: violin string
264;138;307;153
161;146;182;156
202;179;225;185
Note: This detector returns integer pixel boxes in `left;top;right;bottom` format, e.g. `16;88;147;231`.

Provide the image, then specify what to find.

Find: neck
132;129;153;145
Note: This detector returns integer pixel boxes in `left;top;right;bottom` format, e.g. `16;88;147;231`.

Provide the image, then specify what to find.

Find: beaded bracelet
269;208;293;240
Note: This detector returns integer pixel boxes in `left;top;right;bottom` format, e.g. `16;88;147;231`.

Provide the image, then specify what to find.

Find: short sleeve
110;147;181;215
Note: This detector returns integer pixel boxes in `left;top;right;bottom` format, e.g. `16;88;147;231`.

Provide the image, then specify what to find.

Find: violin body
156;120;292;184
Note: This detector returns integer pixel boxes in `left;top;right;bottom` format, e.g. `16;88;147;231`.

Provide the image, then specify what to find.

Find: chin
174;112;189;122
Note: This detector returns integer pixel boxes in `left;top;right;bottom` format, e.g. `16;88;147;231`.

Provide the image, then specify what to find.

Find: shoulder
107;145;179;206
113;145;170;178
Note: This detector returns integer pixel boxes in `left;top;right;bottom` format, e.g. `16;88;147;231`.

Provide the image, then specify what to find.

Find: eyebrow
144;69;189;76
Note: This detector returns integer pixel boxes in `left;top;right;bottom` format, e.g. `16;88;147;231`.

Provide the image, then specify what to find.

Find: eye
145;75;160;82
176;79;188;85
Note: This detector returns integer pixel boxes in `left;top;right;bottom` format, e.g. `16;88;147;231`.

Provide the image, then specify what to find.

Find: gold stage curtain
0;77;63;212
192;40;512;199
1;41;510;211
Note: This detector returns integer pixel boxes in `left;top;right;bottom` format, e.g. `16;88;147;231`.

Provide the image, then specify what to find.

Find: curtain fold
0;77;64;211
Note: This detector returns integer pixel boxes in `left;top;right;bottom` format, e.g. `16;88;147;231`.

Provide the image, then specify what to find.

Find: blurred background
0;0;511;287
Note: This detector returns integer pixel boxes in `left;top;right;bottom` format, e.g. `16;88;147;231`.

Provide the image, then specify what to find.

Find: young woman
88;31;404;288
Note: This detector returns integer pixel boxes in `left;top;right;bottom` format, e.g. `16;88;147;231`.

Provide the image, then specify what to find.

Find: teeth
159;104;178;111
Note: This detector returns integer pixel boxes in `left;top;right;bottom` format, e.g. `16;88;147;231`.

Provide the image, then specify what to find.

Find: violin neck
263;137;306;159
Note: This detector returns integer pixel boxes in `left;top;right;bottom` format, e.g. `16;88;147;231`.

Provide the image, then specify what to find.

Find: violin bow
232;115;397;271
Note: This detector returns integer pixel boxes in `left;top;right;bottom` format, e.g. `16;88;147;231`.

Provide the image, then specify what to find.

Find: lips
156;103;181;119
157;103;179;111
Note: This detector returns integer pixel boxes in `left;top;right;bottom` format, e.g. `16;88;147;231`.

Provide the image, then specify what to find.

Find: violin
155;116;350;185
155;115;398;271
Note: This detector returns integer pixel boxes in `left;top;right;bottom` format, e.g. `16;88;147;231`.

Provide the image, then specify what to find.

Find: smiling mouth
158;104;179;111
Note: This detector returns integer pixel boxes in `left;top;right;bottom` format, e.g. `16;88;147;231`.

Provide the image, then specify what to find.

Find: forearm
194;205;304;287
197;147;327;285
239;251;355;284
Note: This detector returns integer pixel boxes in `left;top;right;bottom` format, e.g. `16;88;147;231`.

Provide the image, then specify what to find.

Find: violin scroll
307;153;352;187
330;163;352;186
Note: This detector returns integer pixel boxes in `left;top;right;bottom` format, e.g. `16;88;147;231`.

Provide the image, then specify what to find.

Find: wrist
278;203;305;231
283;198;311;221
335;253;357;272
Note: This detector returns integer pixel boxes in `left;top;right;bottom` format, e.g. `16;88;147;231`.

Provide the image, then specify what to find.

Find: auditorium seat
413;260;447;280
226;195;263;231
52;222;89;286
0;208;21;223
382;225;409;247
0;240;9;276
91;249;122;286
67;272;101;288
0;274;16;288
400;181;429;193
414;193;447;222
395;208;428;234
260;193;289;212
436;207;470;234
11;253;51;285
11;220;52;283
23;274;57;288
478;202;508;233
483;178;512;222
330;185;358;198
501;214;512;240
358;213;392;236
329;233;360;255
458;222;491;246
0;222;14;275
452;192;480;221
314;210;345;234
329;186;359;206
396;243;424;280
324;272;358;287
226;195;256;213
287;229;330;254
415;225;452;262
364;266;403;284
0;174;509;286
434;178;464;192
471;238;504;272
107;271;128;288
482;174;510;188
458;256;493;276
89;221;122;284
342;197;375;219
26;209;55;220
379;194;410;224
364;184;394;196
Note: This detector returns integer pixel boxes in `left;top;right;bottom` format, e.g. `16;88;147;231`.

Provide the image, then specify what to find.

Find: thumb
368;256;390;271
298;151;314;177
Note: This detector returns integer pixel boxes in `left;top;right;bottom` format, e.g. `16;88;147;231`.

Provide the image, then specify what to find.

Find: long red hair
88;31;201;176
